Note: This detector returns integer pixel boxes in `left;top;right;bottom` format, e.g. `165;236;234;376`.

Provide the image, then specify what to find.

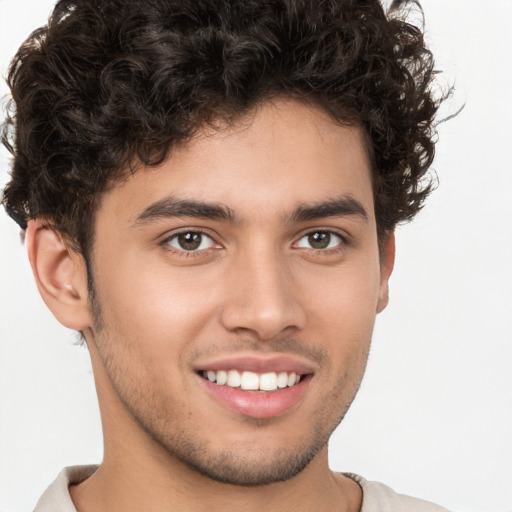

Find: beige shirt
34;465;451;512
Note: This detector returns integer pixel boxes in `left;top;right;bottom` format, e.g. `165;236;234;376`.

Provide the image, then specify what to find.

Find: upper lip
193;354;316;375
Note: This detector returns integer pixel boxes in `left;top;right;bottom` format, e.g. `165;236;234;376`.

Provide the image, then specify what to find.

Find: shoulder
344;473;452;512
33;465;98;512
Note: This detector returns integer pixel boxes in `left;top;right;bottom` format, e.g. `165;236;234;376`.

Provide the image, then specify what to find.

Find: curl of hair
2;0;443;253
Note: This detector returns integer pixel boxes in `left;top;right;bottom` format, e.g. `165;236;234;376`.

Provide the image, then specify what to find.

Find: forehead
97;99;374;226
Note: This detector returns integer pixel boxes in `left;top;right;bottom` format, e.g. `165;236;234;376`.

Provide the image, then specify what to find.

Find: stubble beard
86;281;368;487
107;365;357;487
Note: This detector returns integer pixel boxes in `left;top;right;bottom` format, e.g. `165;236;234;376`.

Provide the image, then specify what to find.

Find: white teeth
227;369;241;387
240;371;259;390
216;370;227;385
277;372;289;388
202;369;303;391
260;372;278;391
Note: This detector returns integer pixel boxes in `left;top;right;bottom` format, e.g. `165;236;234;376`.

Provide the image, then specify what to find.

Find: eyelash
161;229;218;257
160;228;348;257
294;229;348;253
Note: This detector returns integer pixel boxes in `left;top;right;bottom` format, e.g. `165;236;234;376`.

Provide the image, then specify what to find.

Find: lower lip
198;375;311;419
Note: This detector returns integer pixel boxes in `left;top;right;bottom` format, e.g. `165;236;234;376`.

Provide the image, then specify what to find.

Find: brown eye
308;232;330;249
167;231;214;251
296;231;343;250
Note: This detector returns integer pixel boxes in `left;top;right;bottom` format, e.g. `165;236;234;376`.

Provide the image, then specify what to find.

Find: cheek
93;254;222;353
303;258;382;330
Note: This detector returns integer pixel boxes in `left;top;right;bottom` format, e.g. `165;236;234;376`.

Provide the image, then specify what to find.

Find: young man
1;0;450;510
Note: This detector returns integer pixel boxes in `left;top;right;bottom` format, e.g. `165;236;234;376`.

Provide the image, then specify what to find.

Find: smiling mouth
199;370;303;392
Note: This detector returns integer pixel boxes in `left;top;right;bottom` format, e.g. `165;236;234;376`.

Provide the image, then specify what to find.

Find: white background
1;1;511;511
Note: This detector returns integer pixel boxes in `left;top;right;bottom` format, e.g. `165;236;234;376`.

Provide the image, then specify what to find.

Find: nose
219;247;306;340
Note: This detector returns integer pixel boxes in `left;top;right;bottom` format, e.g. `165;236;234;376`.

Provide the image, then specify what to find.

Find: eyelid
293;228;349;250
160;227;223;253
159;226;349;253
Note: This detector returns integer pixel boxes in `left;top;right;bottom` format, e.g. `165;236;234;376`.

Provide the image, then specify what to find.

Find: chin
170;443;321;486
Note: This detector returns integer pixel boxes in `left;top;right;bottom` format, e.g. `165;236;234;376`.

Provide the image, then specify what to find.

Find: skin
27;98;394;512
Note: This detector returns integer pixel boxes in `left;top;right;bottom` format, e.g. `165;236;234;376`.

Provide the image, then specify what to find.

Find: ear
376;231;395;313
26;219;92;330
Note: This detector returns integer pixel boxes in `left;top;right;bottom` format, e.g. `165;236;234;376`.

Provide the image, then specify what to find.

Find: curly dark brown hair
2;0;442;257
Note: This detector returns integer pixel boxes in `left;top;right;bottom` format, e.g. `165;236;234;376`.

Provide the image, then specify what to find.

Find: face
84;99;393;485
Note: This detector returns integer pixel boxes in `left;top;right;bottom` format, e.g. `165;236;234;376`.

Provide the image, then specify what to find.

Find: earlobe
376;231;395;313
26;219;92;330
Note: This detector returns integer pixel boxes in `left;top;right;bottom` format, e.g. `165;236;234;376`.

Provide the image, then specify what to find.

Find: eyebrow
288;196;369;223
133;194;368;227
134;197;237;226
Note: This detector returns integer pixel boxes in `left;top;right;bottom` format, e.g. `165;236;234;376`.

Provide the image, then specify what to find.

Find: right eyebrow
132;196;238;227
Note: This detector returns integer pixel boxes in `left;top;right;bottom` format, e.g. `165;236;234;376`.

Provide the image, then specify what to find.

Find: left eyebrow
133;196;238;226
288;196;369;223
